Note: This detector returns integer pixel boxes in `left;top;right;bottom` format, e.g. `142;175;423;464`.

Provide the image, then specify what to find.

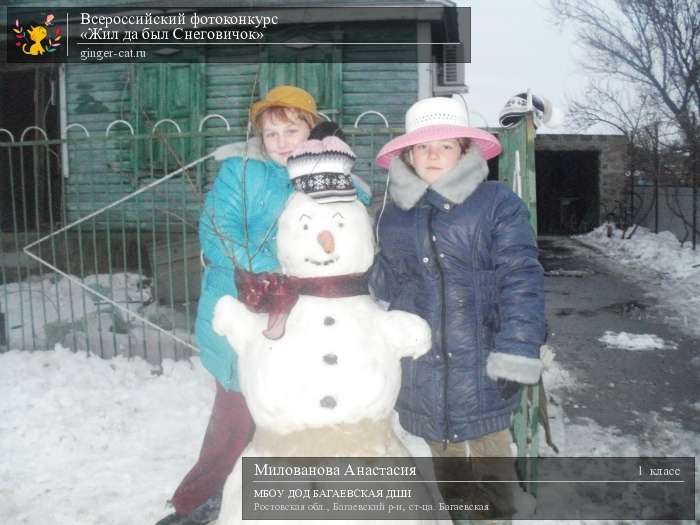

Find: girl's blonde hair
253;107;320;134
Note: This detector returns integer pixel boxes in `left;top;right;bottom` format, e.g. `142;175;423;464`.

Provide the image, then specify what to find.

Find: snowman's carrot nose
317;230;335;254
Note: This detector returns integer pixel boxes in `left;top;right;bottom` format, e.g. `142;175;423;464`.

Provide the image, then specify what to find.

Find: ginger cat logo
12;14;62;56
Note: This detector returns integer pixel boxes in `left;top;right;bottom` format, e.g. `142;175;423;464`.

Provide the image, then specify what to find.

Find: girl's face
408;139;463;185
260;110;312;166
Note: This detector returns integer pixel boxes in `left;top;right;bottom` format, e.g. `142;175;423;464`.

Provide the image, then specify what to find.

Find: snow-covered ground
0;272;194;364
0;273;152;350
1;225;698;524
0;347;212;524
2;347;696;524
577;225;700;338
598;331;678;351
580;226;700;279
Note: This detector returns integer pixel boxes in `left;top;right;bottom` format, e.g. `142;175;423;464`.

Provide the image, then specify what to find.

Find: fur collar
388;147;490;210
216;136;268;163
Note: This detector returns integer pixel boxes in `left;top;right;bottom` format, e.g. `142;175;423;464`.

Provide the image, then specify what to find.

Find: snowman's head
277;192;375;278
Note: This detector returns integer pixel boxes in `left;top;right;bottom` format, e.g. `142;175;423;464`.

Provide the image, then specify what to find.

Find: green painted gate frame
496;114;543;496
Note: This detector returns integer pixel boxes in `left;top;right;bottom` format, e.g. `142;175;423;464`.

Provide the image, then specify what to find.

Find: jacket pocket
474;270;499;332
486;303;501;332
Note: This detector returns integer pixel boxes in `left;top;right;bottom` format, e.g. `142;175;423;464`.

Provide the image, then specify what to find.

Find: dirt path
540;236;700;436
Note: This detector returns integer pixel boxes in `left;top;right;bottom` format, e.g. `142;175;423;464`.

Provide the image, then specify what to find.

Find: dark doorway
0;65;61;232
487;155;499;181
536;150;599;235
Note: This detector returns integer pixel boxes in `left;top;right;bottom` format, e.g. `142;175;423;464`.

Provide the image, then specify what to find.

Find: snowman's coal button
320;396;337;409
323;316;335;326
323;353;338;365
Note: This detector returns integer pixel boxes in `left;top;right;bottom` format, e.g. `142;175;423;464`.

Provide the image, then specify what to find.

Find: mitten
496;378;521;399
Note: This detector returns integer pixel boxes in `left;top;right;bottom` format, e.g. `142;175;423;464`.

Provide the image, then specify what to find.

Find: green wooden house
2;0;483;301
2;0;470;225
1;0;544;300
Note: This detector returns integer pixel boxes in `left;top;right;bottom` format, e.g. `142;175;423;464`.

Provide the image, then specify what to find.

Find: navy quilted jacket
370;148;545;442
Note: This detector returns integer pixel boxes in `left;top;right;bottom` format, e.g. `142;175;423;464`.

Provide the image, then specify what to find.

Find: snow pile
598;331;678;351
543;363;575;392
579;225;700;279
578;226;700;338
0;273;151;349
0;346;213;525
0;273;194;363
537;409;700;523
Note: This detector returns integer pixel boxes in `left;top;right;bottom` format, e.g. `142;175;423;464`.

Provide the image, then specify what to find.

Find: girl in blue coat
161;86;321;525
370;96;545;518
161;87;370;525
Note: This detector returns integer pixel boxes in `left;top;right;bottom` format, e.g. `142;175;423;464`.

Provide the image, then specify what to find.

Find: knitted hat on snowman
286;122;357;203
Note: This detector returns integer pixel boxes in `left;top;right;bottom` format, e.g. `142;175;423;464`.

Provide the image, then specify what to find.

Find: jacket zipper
427;207;449;447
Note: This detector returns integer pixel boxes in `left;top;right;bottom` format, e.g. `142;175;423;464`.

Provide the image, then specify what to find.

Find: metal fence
0;117;548;469
0;118;400;366
630;185;700;245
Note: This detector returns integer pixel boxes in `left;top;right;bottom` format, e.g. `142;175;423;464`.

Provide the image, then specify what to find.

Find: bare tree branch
551;0;699;145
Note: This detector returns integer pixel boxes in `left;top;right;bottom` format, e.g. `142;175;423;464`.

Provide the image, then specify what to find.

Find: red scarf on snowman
234;268;369;340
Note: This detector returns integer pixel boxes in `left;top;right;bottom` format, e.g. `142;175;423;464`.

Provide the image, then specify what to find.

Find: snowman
212;135;441;524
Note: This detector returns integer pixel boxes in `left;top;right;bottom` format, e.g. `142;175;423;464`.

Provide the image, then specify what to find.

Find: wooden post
496;113;542;496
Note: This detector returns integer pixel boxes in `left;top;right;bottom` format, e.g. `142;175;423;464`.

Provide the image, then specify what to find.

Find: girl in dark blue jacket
371;96;545;517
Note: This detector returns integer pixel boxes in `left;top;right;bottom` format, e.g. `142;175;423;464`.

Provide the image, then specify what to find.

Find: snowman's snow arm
377;310;432;359
213;295;264;354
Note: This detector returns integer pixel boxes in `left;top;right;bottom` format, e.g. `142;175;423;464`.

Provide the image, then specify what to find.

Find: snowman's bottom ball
252;418;410;457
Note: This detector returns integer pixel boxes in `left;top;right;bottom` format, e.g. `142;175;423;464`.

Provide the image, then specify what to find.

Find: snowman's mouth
305;255;340;266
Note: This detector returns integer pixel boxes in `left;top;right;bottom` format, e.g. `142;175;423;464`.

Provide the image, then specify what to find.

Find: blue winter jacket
369;148;545;442
196;138;290;390
196;137;371;390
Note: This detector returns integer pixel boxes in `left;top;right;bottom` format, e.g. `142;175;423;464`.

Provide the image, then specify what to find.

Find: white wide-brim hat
375;97;502;169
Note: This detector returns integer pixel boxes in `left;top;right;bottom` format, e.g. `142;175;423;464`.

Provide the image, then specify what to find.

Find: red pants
171;383;255;515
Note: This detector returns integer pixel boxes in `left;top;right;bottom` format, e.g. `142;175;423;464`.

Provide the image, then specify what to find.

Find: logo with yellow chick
13;14;62;56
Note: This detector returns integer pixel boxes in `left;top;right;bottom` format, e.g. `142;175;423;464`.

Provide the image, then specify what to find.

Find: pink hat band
375;97;502;169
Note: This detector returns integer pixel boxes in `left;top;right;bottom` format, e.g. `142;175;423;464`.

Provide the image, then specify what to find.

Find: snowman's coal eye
298;214;312;231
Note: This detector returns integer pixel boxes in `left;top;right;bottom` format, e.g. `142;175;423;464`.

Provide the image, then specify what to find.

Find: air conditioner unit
432;46;466;95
